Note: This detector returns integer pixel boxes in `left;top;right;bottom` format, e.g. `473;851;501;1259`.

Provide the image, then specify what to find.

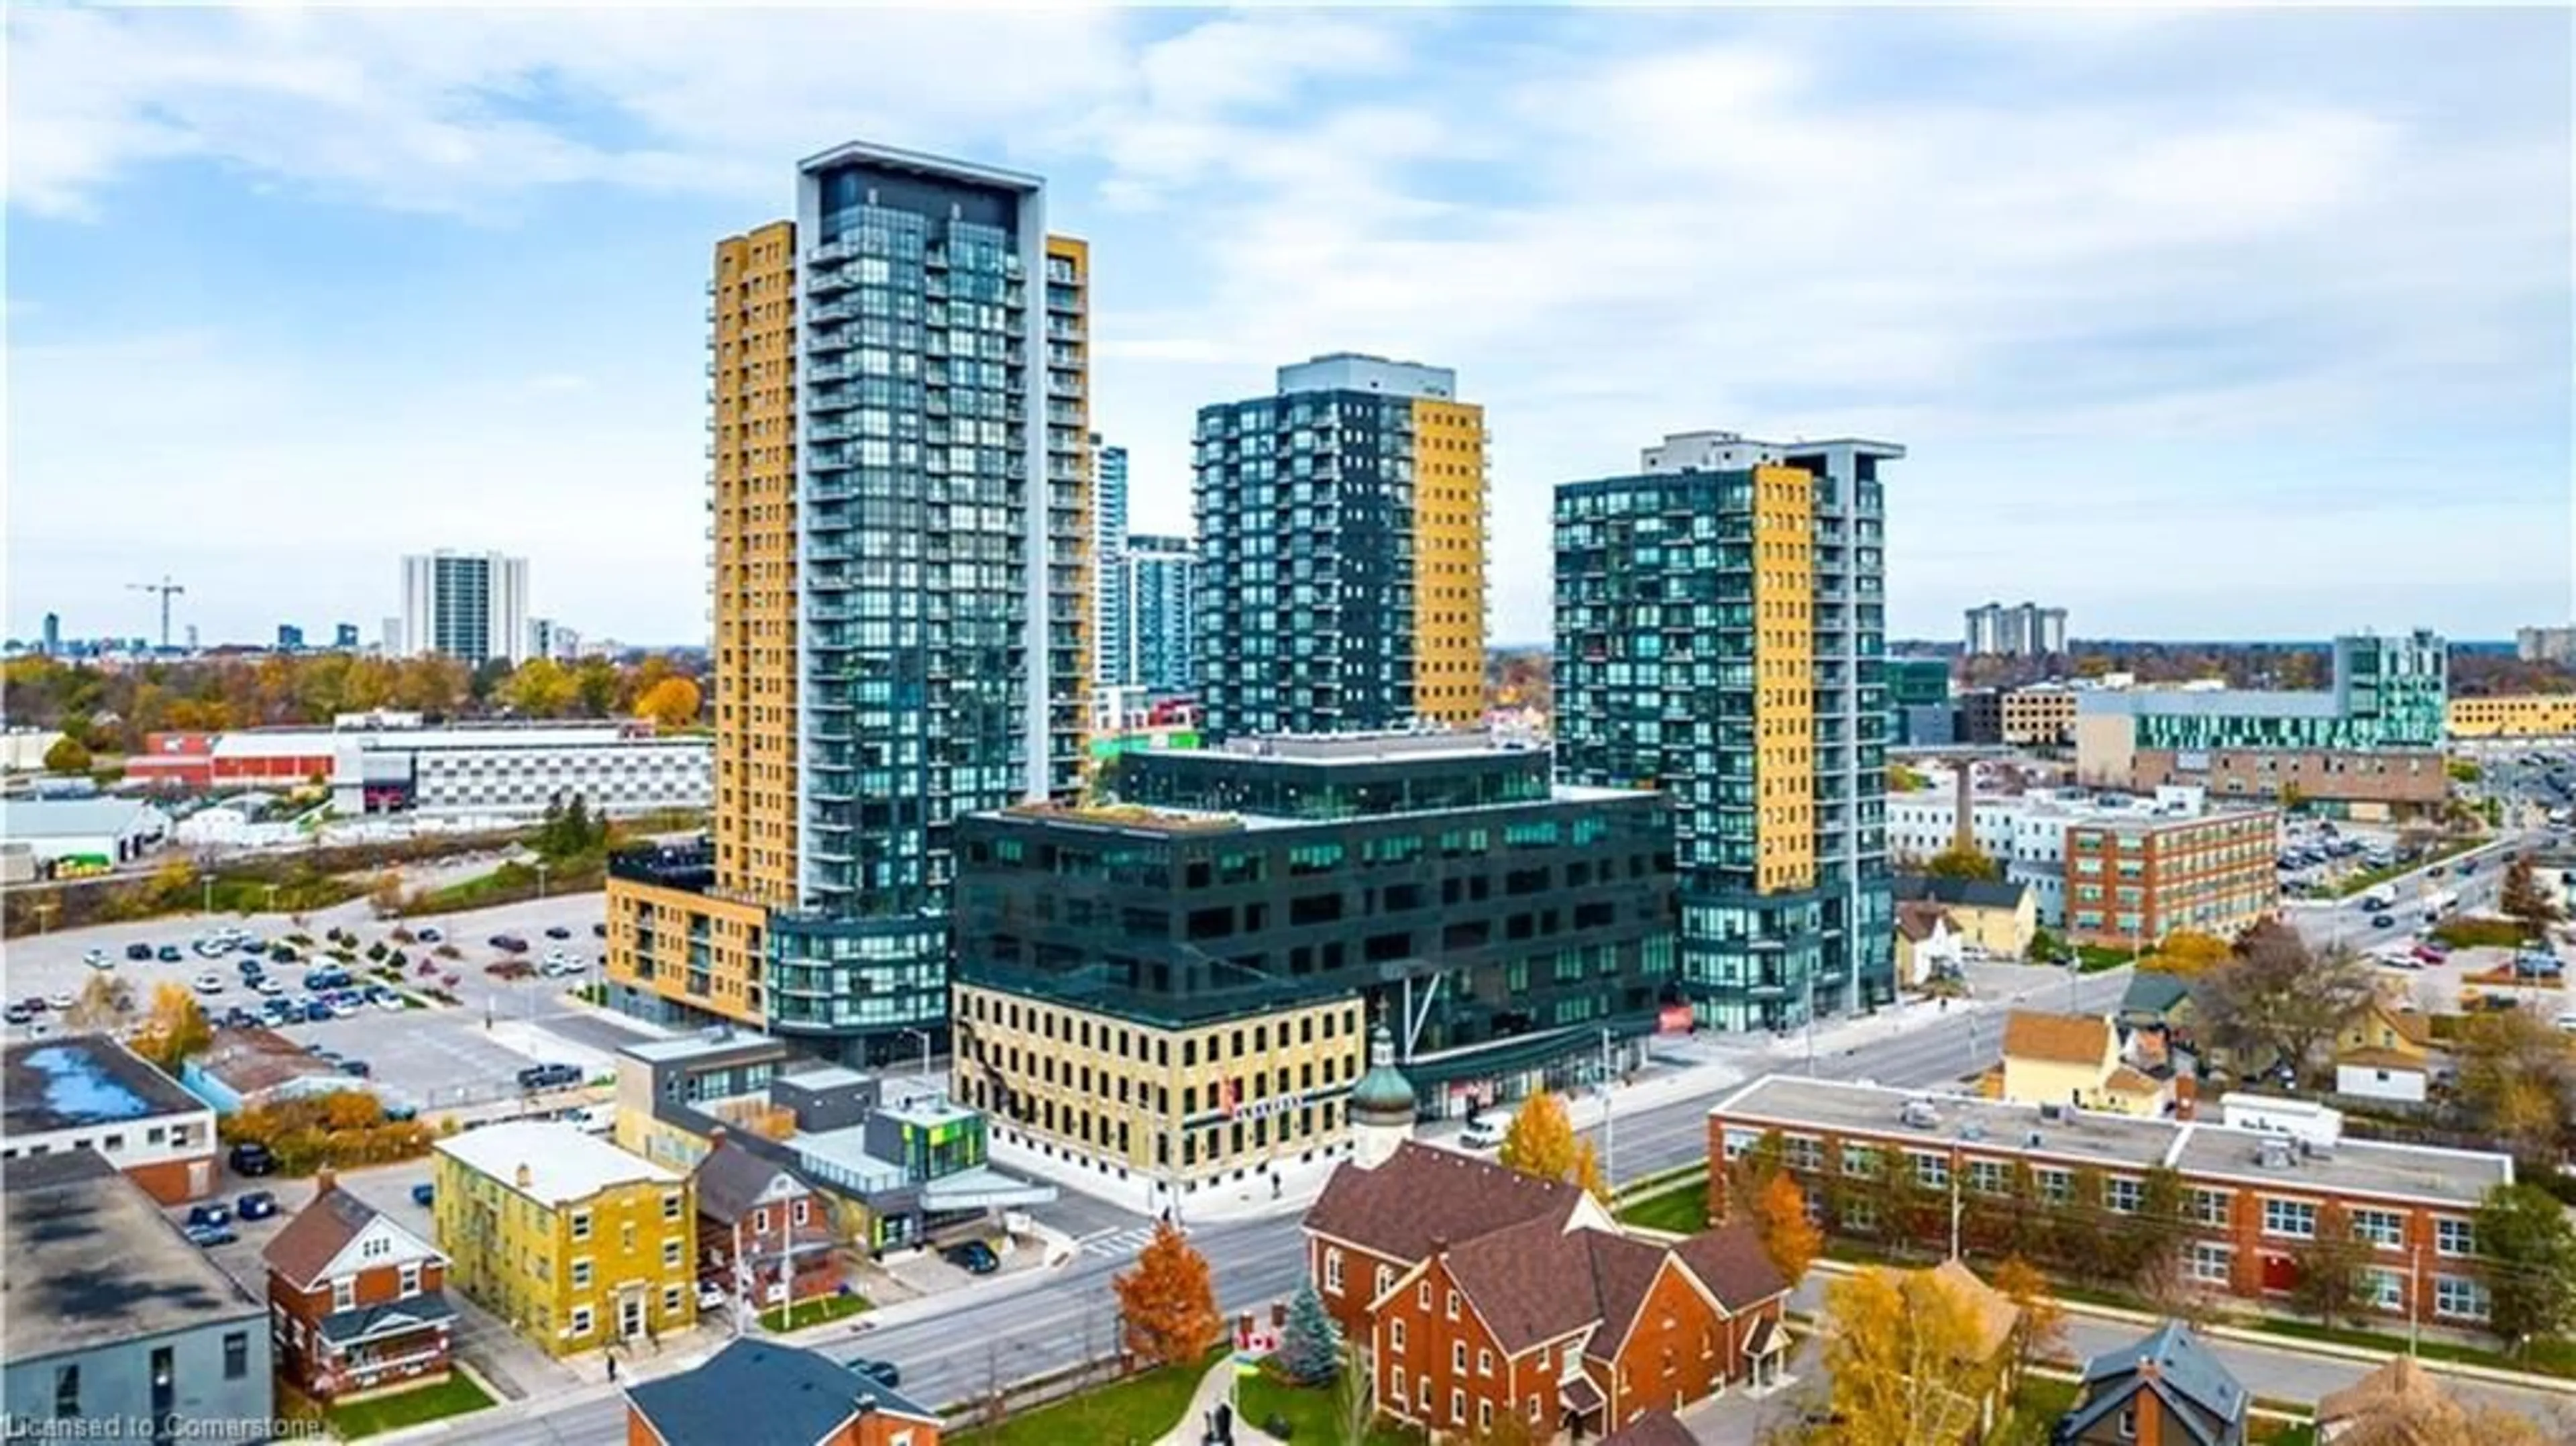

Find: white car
2555;1011;2576;1035
191;974;225;994
696;1281;727;1311
46;992;74;1011
1460;1114;1511;1150
85;950;115;970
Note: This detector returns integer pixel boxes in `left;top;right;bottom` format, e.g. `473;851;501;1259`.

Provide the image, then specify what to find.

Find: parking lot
3;889;670;1111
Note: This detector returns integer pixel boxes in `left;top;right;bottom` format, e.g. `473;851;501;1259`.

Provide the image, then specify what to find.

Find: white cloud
5;7;2568;642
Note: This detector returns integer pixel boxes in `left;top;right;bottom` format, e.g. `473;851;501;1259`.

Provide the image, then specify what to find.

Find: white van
1460;1113;1511;1150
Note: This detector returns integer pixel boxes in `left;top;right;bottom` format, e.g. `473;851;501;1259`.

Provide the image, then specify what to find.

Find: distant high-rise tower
1192;353;1487;739
527;617;580;661
39;612;59;656
1092;439;1131;688
1126;533;1199;698
1556;429;1904;1031
333;622;360;650
276;624;305;652
400;551;529;666
1964;601;2066;658
605;139;1091;1066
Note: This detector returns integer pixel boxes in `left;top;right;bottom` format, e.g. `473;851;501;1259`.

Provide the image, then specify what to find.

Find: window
2104;1177;2143;1214
1419;1378;1432;1410
1721;1129;1759;1161
2262;1198;2317;1239
1376;1266;1394;1299
2366;1269;2405;1311
755;1208;771;1234
792;1200;809;1227
663;1192;684;1221
2188;1241;2233;1284
2036;1168;2072;1204
54;1364;77;1418
663;1239;684;1268
1325;1249;1344;1295
1419;1281;1432;1310
1480;1400;1494;1431
1451;1389;1465;1427
1479;1349;1494;1376
571;1306;595;1337
2352;1209;2404;1249
1392;1367;1408;1406
1913;1152;1947;1188
2118;1406;2137;1439
1966;1159;2010;1195
1447;1290;1460;1321
572;1259;594;1289
2191;1188;2231;1227
221;1331;249;1380
333;1278;355;1312
1453;1342;1466;1374
572;1210;593;1242
2437;1218;2475;1257
399;1263;421;1298
663;1284;682;1314
2434;1275;2490;1322
1391;1319;1407;1353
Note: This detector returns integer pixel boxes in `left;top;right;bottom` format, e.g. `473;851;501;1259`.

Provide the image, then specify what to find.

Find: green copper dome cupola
1350;1020;1417;1125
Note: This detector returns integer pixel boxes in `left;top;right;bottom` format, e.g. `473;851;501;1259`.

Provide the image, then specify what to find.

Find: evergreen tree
1276;1280;1342;1386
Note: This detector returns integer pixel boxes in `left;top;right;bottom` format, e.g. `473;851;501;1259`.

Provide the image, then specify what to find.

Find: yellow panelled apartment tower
606;141;1091;1066
1192;354;1488;739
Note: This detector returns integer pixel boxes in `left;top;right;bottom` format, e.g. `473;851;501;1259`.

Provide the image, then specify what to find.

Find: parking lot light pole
535;861;550;901
899;1027;933;1099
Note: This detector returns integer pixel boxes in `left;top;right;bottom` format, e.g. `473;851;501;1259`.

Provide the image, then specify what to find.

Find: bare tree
1335;1336;1376;1446
981;1340;1008;1433
2194;921;2374;1084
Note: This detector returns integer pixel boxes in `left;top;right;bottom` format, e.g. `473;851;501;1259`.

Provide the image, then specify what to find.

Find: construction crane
127;575;186;651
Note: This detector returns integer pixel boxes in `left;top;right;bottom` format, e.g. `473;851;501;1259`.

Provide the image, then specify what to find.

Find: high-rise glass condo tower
604;140;1092;1066
399;551;529;666
1191;354;1487;741
1126;533;1199;699
1554;429;1904;1032
1092;439;1131;689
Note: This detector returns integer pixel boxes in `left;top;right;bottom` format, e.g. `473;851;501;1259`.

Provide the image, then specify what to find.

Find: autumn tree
1925;843;2002;882
368;870;407;918
634;676;704;729
65;974;136;1031
1498;1090;1607;1201
1990;1256;2065;1374
1821;1268;1995;1446
130;982;213;1071
1277;1280;1342;1386
2339;1398;2562;1446
2477;1182;2576;1355
1334;1336;1376;1446
497;658;578;718
2499;855;2561;939
2455;1009;2576;1166
573;658;622;716
2145;931;2229;978
1754;1172;1822;1285
42;735;93;774
2290;1202;2372;1331
1113;1219;1220;1369
2194;920;2375;1084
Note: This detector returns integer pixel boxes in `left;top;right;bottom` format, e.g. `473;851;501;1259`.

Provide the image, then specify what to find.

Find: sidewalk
1153;1355;1283;1446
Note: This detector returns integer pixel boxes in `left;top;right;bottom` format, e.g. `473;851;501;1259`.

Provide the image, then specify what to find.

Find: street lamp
898;1027;934;1099
534;861;550;900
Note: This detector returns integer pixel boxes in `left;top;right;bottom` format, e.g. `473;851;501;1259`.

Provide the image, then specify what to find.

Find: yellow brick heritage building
2447;694;2576;739
432;1121;696;1355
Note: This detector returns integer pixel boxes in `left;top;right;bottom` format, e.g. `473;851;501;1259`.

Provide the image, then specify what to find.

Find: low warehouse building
0;798;170;873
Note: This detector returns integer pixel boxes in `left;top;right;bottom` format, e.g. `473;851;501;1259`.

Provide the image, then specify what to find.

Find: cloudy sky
7;5;2569;649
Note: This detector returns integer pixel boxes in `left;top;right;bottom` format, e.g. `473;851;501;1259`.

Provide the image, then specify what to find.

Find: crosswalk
1078;1225;1163;1259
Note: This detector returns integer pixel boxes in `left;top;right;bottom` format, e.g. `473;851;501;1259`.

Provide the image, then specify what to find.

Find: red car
2412;942;2449;965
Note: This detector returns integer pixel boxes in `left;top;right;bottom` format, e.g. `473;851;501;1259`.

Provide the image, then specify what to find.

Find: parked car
188;1202;232;1229
46;992;73;1011
1;1002;33;1025
411;1183;435;1206
2369;913;2396;930
184;1223;239;1248
83;948;112;969
544;925;573;940
303;1000;334;1023
311;1046;344;1065
1461;1113;1511;1150
847;1357;902;1389
943;1240;1000;1276
697;1281;729;1311
517;1062;583;1090
2412;942;2449;965
592;922;608;938
127;941;156;962
193;972;226;995
490;935;530;953
236;1190;279;1221
337;1058;372;1078
416;927;441;943
223;1006;259;1030
157;945;183;963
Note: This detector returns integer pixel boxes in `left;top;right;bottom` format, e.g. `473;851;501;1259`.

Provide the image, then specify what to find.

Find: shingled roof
2002;1010;2112;1067
1306;1141;1584;1265
1599;1409;1699;1446
1670;1219;1790;1312
261;1184;439;1292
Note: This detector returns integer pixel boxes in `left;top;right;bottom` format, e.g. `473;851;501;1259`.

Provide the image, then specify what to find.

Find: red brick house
1304;1142;1793;1441
691;1138;843;1319
260;1174;455;1402
626;1339;939;1446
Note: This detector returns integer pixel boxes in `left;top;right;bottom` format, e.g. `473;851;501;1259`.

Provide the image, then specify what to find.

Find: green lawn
951;1351;1222;1446
327;1374;498;1439
1614;1180;1710;1234
761;1293;870;1333
1237;1371;1428;1445
2251;1319;2576;1380
2073;944;2137;973
1994;1374;2080;1446
2253;1424;2317;1446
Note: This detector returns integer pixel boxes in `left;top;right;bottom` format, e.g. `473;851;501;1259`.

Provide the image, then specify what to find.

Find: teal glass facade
1552;437;1902;1032
2121;631;2448;753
